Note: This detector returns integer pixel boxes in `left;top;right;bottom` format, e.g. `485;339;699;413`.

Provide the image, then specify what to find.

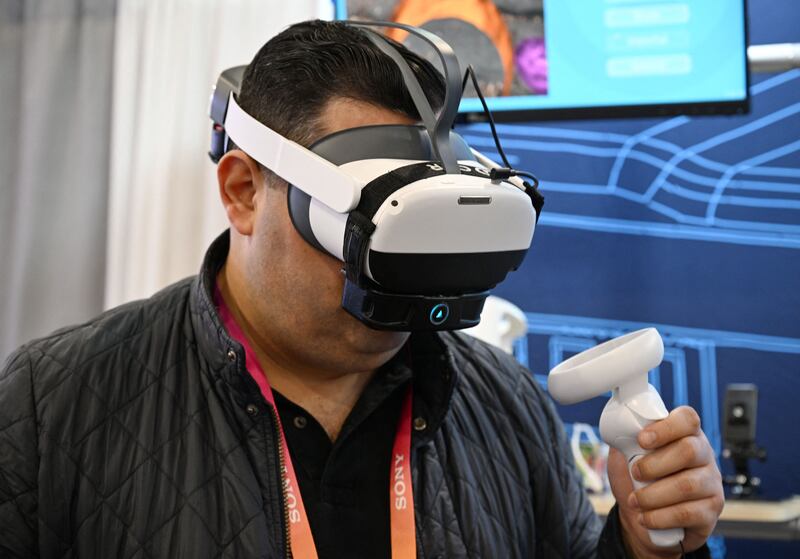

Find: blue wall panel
458;2;800;556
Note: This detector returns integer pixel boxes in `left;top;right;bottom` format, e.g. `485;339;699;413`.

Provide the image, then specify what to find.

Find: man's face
239;97;416;375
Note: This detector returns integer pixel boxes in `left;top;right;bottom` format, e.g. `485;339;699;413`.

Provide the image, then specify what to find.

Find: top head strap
344;20;464;174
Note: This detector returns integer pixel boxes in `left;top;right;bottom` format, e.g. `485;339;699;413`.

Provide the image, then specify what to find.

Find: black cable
461;65;541;190
511;170;540;190
462;65;512;169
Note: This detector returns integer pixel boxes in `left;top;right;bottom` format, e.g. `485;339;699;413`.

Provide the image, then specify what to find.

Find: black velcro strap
343;211;376;284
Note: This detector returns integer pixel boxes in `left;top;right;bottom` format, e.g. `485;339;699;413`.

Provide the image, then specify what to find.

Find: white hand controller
548;328;684;548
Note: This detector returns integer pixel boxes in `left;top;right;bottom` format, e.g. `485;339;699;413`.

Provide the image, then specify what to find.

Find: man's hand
607;406;724;558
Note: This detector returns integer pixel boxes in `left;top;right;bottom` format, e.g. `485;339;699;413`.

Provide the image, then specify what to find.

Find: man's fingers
630;464;721;510
639;495;725;532
638;406;701;450
632;433;714;481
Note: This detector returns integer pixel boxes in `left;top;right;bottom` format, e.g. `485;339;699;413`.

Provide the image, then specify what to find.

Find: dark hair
236;19;446;149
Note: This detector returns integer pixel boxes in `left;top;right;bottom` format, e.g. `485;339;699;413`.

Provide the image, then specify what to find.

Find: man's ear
217;150;264;236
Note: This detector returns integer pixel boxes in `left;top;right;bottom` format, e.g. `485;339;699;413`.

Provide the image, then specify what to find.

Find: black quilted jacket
0;233;703;558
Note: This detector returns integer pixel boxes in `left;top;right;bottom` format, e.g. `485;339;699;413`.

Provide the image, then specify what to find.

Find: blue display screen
339;1;749;117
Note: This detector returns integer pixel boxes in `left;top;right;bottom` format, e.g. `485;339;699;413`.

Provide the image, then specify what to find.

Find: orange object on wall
387;0;514;95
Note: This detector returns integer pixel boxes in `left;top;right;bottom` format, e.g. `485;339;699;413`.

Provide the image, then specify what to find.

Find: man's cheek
308;265;344;308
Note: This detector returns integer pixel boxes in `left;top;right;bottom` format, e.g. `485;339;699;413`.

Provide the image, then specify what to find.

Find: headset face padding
309;124;474;164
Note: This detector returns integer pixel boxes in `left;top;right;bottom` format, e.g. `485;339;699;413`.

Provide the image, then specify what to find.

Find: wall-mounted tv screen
337;0;750;121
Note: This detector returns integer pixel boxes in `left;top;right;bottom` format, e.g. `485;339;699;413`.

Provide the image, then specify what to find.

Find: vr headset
208;21;543;332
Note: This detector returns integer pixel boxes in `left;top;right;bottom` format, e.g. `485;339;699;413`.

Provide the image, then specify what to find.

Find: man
0;20;722;558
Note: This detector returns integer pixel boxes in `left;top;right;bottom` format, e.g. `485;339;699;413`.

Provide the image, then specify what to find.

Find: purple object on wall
515;37;548;94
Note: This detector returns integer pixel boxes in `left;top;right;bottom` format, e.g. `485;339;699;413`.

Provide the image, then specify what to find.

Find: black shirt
273;354;413;559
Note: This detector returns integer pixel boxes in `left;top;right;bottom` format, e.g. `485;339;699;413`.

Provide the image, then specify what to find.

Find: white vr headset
209;21;544;331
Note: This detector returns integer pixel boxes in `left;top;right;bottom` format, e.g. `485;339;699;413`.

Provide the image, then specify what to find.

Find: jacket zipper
268;404;292;559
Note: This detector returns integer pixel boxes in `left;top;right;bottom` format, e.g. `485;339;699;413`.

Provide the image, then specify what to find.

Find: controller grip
627;453;685;548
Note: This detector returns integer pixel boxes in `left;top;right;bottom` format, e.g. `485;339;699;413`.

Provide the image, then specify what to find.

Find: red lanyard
216;291;417;559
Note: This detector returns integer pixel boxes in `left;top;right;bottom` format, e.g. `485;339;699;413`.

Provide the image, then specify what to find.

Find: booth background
0;0;332;360
466;2;798;556
0;1;797;557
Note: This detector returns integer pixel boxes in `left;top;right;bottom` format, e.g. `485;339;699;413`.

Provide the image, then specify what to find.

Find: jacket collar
189;231;258;399
189;230;458;442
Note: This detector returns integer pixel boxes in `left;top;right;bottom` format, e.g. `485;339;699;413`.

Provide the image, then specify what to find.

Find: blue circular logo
429;303;450;325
